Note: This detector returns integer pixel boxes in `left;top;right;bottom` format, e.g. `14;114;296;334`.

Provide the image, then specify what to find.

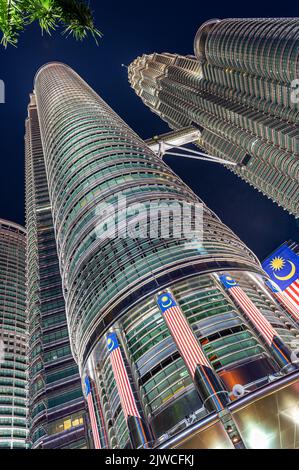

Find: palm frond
58;0;102;43
0;0;24;47
22;0;61;34
0;0;102;47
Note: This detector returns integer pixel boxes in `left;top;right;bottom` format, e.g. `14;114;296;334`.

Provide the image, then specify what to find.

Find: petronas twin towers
0;17;298;449
129;18;299;216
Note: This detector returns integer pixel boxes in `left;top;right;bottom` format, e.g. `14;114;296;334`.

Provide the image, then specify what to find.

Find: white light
248;428;271;449
282;407;299;425
291;409;299;425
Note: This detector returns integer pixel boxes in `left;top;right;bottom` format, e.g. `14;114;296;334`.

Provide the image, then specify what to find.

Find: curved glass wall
34;63;261;370
0;219;27;448
200;18;299;84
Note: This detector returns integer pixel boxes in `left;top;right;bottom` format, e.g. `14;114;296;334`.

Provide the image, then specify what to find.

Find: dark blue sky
0;1;297;260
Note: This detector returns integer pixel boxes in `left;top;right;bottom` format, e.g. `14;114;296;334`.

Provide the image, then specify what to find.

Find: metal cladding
194;18;299;82
0;220;27;448
129;18;299;216
25;94;87;449
33;62;261;368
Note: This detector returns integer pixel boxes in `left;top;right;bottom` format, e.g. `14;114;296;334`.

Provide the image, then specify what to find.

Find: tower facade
30;63;299;449
0;219;27;448
25;95;88;449
128;18;299;217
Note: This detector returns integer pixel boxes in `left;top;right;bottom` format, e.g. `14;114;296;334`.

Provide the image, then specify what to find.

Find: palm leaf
59;0;102;43
0;0;102;47
0;0;24;47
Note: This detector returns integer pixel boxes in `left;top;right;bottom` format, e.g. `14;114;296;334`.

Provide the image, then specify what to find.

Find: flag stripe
110;347;140;419
232;287;272;341
164;309;192;371
112;352;131;414
163;304;225;410
265;278;299;324
163;305;210;375
87;393;101;449
111;353;132;418
286;281;299;304
272;275;299;310
159;296;227;412
165;307;198;373
221;278;291;367
173;306;210;367
166;307;202;373
275;291;299;323
234;286;276;342
285;289;299;306
231;286;276;344
111;353;131;418
115;349;139;417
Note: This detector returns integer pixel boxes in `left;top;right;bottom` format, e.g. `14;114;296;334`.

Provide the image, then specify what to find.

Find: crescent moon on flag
225;276;236;286
161;295;173;308
273;260;296;281
107;337;115;351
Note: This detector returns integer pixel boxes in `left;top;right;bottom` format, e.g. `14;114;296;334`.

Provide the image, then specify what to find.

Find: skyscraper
25;94;88;449
29;62;299;449
128;18;299;217
0;219;27;448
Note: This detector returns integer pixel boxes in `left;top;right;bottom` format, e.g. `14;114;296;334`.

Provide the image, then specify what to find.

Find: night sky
0;1;297;261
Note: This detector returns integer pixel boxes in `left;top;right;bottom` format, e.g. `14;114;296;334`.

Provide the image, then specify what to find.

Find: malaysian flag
262;244;299;321
157;292;210;375
265;279;299;324
106;332;140;419
156;292;229;412
84;376;101;449
219;274;292;367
